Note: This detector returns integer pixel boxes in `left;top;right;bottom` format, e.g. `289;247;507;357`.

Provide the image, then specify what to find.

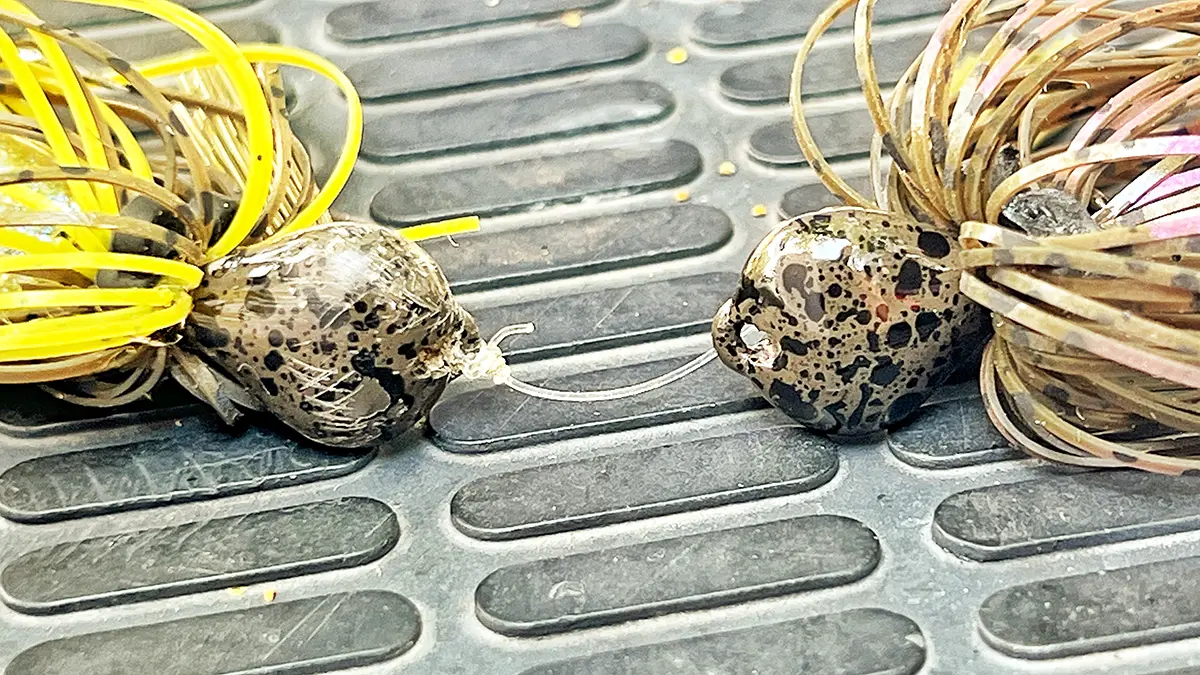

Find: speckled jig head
711;0;1200;473
712;208;988;437
185;221;485;448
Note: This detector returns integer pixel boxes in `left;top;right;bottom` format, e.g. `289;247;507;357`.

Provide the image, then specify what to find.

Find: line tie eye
739;322;770;349
738;322;780;369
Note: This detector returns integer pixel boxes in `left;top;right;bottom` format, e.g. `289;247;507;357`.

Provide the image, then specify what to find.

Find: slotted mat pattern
1;1;1199;673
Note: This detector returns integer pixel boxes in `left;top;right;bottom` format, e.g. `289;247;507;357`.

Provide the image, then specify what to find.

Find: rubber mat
1;1;1199;674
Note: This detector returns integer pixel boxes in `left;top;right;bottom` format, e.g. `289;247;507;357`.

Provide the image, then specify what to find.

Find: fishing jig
0;0;517;448
711;0;1200;474
0;0;705;449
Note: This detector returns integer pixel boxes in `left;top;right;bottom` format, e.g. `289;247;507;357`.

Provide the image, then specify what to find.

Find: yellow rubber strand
0;295;192;359
0;228;67;254
0;16;99;215
23;60;153;182
0;335;160;362
0;287;177;310
66;0;276;261
397;216;481;242
0;252;204;288
0;44;108;254
139;43;363;240
0;0;118;214
137;45;481;244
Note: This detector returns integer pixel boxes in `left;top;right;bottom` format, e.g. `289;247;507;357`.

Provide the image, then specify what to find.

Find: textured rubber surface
1;0;1199;674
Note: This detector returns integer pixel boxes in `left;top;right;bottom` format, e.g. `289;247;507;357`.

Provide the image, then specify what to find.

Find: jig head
712;208;988;437
185;220;483;448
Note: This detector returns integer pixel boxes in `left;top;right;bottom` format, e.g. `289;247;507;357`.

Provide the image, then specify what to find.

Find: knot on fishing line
459;323;534;385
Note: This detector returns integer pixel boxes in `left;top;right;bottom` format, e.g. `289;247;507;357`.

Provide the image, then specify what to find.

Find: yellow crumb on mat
674;189;691;202
718;161;737;176
666;47;689;64
751;204;768;217
263;589;277;602
227;587;247;597
560;10;583;27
